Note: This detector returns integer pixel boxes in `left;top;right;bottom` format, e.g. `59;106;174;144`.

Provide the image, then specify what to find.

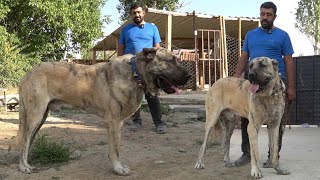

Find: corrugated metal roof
93;8;259;51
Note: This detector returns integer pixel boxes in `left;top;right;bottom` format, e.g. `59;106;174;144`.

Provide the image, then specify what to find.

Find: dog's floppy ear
142;47;158;61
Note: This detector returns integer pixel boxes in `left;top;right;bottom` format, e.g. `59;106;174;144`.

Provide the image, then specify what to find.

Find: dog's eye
249;63;253;69
259;62;266;68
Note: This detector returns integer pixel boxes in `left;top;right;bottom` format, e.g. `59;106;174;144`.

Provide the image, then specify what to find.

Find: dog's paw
19;163;35;174
262;159;273;168
224;161;235;167
251;167;263;179
114;164;130;176
274;164;290;175
194;160;205;169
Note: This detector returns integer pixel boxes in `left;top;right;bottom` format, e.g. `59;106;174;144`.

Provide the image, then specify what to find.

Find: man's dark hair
260;1;277;14
130;2;147;12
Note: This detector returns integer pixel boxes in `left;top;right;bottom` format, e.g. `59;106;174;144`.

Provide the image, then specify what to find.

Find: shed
92;8;260;89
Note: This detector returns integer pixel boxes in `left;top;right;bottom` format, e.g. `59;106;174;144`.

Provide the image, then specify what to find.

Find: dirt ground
0;108;320;180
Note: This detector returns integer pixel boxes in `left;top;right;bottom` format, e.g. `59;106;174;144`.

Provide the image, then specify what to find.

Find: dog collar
271;79;286;96
129;56;147;90
130;56;141;80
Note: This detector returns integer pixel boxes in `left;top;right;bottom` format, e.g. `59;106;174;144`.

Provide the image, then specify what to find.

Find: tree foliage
295;0;320;55
116;0;182;23
0;28;40;87
1;0;108;60
0;0;109;88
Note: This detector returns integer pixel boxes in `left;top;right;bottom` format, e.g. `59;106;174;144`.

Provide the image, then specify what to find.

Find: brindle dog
195;57;289;179
13;47;190;176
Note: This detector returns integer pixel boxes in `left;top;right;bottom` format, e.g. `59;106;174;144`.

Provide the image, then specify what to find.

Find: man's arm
117;44;125;56
284;55;296;101
234;51;249;78
154;43;160;48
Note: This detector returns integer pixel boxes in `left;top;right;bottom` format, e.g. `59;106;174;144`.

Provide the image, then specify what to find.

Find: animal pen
91;8;260;90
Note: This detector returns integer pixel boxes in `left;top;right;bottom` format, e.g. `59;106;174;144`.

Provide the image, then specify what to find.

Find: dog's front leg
105;113;130;176
247;118;262;179
269;122;290;175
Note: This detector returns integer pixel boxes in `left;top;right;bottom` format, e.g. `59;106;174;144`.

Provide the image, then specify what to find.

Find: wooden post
165;14;172;50
208;31;211;87
219;16;225;78
103;38;106;61
201;30;205;88
222;16;228;77
3;90;7;112
92;50;96;65
193;11;200;90
116;36;119;56
238;17;242;58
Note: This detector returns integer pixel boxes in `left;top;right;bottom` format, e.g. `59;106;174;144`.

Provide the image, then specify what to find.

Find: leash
129;56;147;90
270;79;292;129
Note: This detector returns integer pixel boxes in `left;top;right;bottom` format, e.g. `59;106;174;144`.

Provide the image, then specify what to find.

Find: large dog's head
136;47;191;96
248;57;280;95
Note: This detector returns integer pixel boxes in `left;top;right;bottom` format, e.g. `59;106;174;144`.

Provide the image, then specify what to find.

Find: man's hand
287;86;296;101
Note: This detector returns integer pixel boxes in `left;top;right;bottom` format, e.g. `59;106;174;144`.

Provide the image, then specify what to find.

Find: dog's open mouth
157;77;181;94
249;78;271;94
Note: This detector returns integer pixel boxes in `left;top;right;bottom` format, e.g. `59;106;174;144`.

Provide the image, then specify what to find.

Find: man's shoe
262;158;273;168
129;121;142;131
155;124;167;134
234;153;251;166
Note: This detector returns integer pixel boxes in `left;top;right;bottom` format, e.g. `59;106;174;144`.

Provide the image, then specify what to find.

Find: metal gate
196;29;222;89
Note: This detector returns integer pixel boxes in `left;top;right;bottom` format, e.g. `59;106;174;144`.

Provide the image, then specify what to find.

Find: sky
101;0;314;56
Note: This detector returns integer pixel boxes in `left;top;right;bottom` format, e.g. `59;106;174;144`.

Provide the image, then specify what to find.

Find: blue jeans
131;92;164;127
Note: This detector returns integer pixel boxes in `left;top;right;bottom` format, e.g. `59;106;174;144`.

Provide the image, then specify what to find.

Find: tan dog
195;57;289;179
13;47;190;176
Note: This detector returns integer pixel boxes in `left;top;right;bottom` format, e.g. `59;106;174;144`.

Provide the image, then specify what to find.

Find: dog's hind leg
220;111;236;167
195;107;222;169
104;108;130;176
18;95;50;174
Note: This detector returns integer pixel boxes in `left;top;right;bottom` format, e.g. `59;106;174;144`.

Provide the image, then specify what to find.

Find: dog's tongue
172;85;181;94
250;84;259;94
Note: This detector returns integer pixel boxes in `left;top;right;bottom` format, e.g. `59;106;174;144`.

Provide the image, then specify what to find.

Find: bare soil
0;108;253;180
1;108;320;180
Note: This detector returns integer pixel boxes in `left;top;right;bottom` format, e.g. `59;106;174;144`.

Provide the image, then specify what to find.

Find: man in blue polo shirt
234;1;295;169
117;2;166;134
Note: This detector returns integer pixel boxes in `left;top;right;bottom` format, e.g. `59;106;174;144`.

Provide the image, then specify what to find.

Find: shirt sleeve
153;25;161;44
282;33;294;56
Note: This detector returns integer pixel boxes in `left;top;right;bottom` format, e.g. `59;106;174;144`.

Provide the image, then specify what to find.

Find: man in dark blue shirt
117;2;166;134
234;1;295;168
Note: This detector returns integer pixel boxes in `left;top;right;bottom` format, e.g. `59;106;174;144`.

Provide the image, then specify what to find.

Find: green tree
295;0;320;55
0;2;40;88
116;0;183;23
0;28;41;88
0;0;111;88
1;0;109;60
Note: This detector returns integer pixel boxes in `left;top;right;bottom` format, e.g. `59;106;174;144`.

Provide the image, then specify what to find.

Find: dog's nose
248;72;255;79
